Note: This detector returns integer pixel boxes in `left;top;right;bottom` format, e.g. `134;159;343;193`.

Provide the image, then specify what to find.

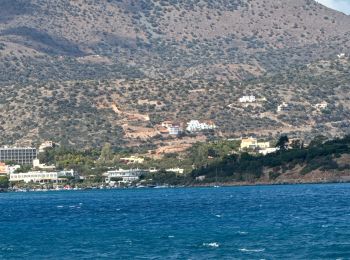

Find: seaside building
33;159;56;170
149;167;159;173
196;175;206;181
7;165;21;174
0;163;6;175
104;168;149;184
9;170;76;184
0;162;21;175
0;147;37;165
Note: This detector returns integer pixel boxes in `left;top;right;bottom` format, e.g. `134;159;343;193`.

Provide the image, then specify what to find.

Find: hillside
189;135;350;185
0;0;350;83
0;0;350;148
1;57;349;148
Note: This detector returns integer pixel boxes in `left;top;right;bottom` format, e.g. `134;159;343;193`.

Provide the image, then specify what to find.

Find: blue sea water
1;184;350;259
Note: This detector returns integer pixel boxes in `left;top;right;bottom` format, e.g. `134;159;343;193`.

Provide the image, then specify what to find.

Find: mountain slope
0;0;350;148
0;0;350;84
1;58;349;148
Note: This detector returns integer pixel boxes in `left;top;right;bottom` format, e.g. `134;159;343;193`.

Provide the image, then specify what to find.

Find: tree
0;176;9;189
99;143;113;164
291;139;304;149
309;135;328;147
276;135;289;151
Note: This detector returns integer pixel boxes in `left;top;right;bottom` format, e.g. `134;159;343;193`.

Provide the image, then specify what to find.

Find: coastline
193;179;350;188
3;178;350;193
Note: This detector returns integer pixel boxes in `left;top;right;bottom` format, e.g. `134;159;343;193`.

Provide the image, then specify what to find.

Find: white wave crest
239;248;265;252
203;242;220;248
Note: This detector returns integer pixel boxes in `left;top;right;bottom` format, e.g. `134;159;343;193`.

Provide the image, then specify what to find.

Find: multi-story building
104;168;149;184
0;147;37;165
9;170;76;184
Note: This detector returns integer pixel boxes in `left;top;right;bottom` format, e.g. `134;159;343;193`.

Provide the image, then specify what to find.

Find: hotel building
0;147;37;165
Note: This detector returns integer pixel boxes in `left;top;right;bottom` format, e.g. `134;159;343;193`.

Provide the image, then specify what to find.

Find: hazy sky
316;0;350;14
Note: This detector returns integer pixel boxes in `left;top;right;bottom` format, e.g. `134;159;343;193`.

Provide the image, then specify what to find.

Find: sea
1;184;350;259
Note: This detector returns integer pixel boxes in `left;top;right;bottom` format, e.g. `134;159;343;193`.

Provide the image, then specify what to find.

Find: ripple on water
2;184;350;259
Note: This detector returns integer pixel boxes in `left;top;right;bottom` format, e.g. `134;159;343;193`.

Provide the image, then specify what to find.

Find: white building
313;101;328;110
259;147;279;155
104;169;149;184
277;102;289;112
0;163;20;175
161;121;174;128
240;138;271;150
196;175;206;181
33;159;56;170
186;120;217;133
149;167;159;173
160;121;183;136
166;168;184;174
120;156;145;164
6;165;21;174
168;125;182;135
337;53;346;59
38;141;55;153
239;95;256;103
9;170;76;184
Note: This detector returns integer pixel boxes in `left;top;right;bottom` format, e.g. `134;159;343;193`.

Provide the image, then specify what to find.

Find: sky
316;0;350;14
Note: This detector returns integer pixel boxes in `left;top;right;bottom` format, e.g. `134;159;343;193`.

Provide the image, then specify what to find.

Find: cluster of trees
191;135;350;183
1;134;350;189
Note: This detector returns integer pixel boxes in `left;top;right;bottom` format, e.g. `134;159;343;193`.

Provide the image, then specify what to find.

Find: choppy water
1;184;350;259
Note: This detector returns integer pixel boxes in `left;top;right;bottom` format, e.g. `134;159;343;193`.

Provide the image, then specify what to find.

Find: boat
154;185;169;189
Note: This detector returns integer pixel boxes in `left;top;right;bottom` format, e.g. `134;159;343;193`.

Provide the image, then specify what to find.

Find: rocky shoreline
194;172;350;188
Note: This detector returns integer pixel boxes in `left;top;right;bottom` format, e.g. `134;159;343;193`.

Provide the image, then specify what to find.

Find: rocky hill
1;0;350;83
0;0;349;148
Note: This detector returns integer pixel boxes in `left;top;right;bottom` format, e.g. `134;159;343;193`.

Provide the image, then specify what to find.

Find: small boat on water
154;185;169;189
